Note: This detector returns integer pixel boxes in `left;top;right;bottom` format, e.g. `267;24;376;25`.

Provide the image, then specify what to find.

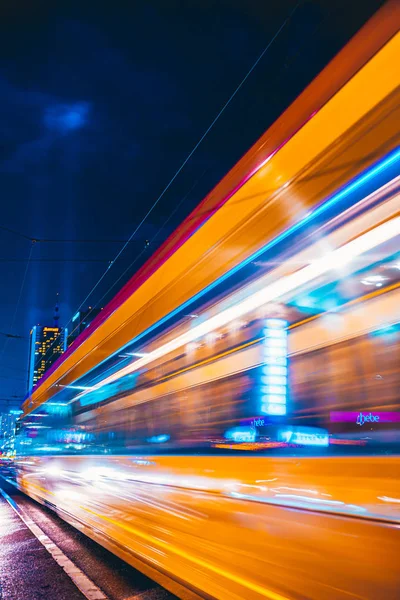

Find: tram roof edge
25;0;400;403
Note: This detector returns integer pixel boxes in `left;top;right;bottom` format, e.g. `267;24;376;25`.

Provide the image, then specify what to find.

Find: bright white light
186;342;199;353
206;332;218;345
263;346;286;357
230;320;246;331
290;431;329;447
262;394;287;405
261;375;287;386
263;365;287;376
262;385;286;396
46;465;63;478
280;430;293;443
59;384;93;391
262;355;287;365
265;319;287;329
363;274;386;282
361;274;388;286
74;217;400;397
264;337;287;348
225;427;256;443
264;328;287;338
261;403;286;415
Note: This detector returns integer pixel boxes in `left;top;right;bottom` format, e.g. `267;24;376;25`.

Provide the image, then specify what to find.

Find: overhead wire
0;224;33;241
55;171;209;349
0;241;35;368
87;170;209;320
0;258;113;263
30;1;303;380
69;0;302;318
60;0;335;349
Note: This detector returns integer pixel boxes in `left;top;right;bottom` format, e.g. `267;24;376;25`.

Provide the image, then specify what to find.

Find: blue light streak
53;148;400;391
114;149;400;354
260;318;288;416
279;427;329;446
147;434;170;444
225;427;256;443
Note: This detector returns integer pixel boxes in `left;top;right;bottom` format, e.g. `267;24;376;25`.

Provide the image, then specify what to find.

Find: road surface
0;476;180;600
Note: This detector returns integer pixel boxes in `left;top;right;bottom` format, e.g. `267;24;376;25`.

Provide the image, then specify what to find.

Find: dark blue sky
0;0;384;403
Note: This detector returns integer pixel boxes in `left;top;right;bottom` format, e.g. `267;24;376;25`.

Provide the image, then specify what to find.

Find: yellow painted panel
28;33;400;412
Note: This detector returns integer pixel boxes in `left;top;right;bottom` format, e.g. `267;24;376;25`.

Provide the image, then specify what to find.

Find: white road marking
0;485;109;600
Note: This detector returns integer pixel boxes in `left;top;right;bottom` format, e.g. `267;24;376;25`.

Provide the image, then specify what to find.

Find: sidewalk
0;490;86;600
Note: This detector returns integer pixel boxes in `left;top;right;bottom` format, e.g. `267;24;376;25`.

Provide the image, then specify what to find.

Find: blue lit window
260;319;288;416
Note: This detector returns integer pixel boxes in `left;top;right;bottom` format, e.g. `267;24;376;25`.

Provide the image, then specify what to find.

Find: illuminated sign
356;412;379;426
260;319;288;416
330;411;400;424
43;327;59;332
225;427;256;443
279;427;329;447
240;417;265;428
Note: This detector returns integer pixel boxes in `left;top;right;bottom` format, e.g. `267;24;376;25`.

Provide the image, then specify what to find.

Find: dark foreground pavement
0;476;179;600
0;483;86;600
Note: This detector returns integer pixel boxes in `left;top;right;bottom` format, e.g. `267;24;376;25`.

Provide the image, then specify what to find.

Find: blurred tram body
15;5;400;600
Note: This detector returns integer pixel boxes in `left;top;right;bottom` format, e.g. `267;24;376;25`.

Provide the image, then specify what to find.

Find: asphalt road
0;475;179;600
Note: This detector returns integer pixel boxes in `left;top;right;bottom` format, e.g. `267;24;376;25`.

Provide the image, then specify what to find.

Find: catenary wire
0;241;35;366
34;1;301;375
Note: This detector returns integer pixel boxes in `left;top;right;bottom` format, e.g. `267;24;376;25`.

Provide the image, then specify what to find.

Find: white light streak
75;217;400;399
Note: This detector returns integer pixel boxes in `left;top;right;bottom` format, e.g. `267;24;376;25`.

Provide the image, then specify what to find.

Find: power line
0;225;141;244
35;238;138;244
0;241;34;362
85;170;209;325
58;2;344;355
0;224;32;241
72;2;301;310
33;1;301;373
0;258;113;263
53;172;208;347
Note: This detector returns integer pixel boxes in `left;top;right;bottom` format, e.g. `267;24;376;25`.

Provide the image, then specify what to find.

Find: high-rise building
68;307;102;347
28;325;68;391
27;298;68;392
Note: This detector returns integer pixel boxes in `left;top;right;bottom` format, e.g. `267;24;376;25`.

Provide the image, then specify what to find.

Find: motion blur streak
16;455;400;600
14;7;400;600
82;506;290;600
76;215;400;394
25;12;400;412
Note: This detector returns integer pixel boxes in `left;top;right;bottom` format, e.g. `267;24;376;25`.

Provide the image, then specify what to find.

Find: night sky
0;0;385;404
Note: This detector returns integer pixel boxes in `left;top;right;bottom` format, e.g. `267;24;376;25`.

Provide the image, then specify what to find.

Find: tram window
368;332;399;404
290;352;323;416
24;320;398;457
353;336;376;408
328;341;363;406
